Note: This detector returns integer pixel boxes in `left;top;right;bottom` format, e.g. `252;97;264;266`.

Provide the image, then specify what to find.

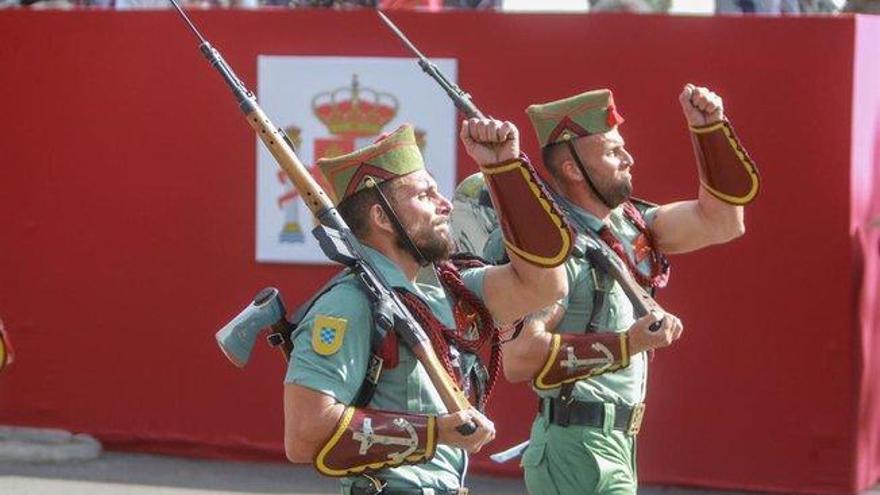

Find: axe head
215;287;288;368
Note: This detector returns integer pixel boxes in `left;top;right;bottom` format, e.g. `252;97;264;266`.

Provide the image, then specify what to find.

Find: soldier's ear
561;159;586;183
369;203;395;236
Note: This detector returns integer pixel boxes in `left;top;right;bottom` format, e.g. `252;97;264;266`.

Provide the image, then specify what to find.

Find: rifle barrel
377;11;429;61
168;0;208;45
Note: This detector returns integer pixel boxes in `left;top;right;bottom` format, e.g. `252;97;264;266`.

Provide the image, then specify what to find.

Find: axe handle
270;319;295;363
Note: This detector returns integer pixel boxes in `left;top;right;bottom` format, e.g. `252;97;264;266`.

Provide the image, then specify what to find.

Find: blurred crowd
0;0;876;19
0;0;496;8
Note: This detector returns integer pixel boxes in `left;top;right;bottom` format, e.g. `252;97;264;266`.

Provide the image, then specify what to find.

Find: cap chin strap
564;140;613;209
365;178;429;267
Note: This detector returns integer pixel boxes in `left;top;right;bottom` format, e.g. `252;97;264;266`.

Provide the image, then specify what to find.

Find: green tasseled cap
525;89;625;148
317;123;424;205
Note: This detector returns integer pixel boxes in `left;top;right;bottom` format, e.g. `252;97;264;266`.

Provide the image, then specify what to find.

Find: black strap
558;382;575;405
469;360;489;413
586;266;612;332
564;139;612;209
542;397;635;431
571;233;613;334
367;177;427;267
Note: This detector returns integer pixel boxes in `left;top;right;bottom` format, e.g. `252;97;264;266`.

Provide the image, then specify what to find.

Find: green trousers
521;410;637;495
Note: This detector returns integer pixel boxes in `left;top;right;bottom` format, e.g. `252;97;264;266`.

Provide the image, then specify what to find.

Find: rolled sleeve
641;205;660;229
459;264;490;304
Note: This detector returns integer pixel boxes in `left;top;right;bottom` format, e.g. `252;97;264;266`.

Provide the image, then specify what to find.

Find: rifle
169;0;476;434
377;11;665;326
377;11;485;120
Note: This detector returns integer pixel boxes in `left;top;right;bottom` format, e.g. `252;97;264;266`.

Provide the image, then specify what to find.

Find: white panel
254;56;458;265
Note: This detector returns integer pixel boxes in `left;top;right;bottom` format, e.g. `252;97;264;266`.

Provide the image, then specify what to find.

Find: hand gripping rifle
169;1;477;434
377;11;665;327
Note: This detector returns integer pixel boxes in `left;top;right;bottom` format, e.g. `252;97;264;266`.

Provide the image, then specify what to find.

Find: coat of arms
276;75;428;244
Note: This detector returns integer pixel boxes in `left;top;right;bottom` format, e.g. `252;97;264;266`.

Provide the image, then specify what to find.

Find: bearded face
398;215;453;263
592;166;633;209
575;128;635;208
387;170;455;263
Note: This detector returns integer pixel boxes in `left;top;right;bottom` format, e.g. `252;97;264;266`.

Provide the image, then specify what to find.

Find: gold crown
311;75;399;137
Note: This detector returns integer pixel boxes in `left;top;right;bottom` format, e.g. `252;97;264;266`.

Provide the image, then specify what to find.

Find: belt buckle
627;403;646;436
458;489;469;495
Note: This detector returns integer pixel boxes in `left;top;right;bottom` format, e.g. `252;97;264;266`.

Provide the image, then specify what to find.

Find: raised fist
679;84;724;127
459;118;519;167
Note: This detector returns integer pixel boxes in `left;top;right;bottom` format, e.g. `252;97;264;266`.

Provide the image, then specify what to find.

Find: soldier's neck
563;183;612;222
363;238;421;283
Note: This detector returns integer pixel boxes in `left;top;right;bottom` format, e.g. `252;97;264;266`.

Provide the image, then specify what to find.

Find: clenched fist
679;84;724;127
459;118;519;167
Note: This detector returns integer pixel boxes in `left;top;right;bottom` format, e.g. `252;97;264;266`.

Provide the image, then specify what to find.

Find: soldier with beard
485;85;760;494
283;120;573;495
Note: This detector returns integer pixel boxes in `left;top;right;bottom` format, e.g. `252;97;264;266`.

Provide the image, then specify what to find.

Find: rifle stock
576;231;665;322
170;1;475;432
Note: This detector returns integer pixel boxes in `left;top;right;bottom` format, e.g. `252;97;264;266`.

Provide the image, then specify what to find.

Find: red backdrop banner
852;16;880;493
0;10;878;494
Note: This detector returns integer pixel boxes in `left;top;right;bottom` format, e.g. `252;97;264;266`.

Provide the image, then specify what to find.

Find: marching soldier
283;119;573;495
486;85;759;494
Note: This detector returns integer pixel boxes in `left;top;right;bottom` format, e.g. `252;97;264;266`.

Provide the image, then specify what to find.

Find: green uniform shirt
285;245;489;493
485;200;658;406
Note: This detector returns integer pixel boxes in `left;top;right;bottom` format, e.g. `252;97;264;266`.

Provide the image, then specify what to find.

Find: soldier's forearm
501;317;555;383
695;186;746;243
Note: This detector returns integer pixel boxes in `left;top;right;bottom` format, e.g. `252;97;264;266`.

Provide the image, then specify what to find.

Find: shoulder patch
312;315;348;356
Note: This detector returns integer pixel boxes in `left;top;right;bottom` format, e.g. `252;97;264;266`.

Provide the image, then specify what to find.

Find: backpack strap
283;269;390;409
572;233;614;333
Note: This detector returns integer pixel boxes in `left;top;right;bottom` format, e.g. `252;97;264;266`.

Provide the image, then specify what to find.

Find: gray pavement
1;451;878;495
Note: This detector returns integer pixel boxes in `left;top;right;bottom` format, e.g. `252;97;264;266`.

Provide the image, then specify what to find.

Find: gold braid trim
532;333;631;391
533;334;563;391
479;159;572;267
690;120;760;205
314;407;437;477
